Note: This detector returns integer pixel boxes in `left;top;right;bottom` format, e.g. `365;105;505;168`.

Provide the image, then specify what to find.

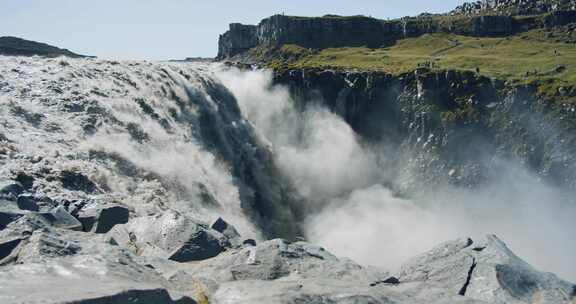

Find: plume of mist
217;66;576;282
216;68;381;203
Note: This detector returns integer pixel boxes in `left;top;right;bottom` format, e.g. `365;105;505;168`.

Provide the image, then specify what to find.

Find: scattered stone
14;172;34;190
211;217;241;246
37;206;83;231
243;239;257;247
78;204;130;233
16;195;39;211
0;180;24;200
14;230;82;263
0;206;25;230
370;276;401;286
174;239;386;284
168;228;228;262
0;253;196;304
0;238;23;261
60;170;99;193
114;211;230;262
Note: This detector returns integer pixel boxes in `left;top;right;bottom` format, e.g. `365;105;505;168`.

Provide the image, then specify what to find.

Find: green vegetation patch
262;29;576;99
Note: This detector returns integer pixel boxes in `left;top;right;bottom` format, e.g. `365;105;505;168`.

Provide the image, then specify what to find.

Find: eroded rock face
217;24;258;59
453;0;576;16
217;7;576;61
274;68;576;191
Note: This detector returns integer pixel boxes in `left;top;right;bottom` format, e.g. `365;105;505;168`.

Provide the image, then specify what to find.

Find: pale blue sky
1;0;466;60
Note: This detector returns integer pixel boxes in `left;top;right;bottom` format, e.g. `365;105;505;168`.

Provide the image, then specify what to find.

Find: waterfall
0;56;299;240
1;56;575;281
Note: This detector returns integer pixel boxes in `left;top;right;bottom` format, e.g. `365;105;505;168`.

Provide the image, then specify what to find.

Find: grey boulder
0;180;24;200
1;204;82;232
397;235;575;304
16;194;40;211
37;206;83;231
161;236;574;304
0;252;196;304
109;211;230;262
211;217;242;247
159;239;389;301
77;203;130;233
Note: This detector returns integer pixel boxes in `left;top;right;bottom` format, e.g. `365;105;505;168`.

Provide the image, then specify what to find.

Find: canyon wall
217;11;576;59
273;68;576;190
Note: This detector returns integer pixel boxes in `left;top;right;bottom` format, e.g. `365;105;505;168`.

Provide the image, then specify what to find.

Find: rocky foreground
1;191;574;304
1;212;574;304
0;56;574;303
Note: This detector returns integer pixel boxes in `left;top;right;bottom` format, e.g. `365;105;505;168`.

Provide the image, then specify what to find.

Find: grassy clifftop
257;27;576;99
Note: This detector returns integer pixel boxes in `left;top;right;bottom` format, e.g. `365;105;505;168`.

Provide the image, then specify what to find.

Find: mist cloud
217;66;576;282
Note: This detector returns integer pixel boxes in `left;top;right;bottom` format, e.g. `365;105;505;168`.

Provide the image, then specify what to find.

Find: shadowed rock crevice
459;258;477;296
0;238;23;261
60;171;100;194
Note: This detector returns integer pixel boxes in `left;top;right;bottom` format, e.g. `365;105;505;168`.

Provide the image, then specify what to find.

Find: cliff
274;68;576;190
215;0;576;190
0;36;92;58
217;9;576;61
452;0;576;16
217;23;257;59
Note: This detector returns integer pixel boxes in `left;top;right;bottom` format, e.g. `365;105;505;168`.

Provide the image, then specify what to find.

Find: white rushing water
0;57;262;239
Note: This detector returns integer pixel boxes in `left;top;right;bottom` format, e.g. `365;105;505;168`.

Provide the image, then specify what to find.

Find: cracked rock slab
0;255;196;304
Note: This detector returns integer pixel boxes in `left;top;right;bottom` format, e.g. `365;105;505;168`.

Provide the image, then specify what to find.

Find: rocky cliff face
217;6;576;61
452;0;576;16
217;15;402;59
255;15;399;49
217;24;258;59
217;15;500;60
274;68;576;190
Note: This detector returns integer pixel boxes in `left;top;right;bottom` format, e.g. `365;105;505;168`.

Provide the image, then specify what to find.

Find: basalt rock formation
273;68;576;190
452;0;576;16
217;3;576;61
